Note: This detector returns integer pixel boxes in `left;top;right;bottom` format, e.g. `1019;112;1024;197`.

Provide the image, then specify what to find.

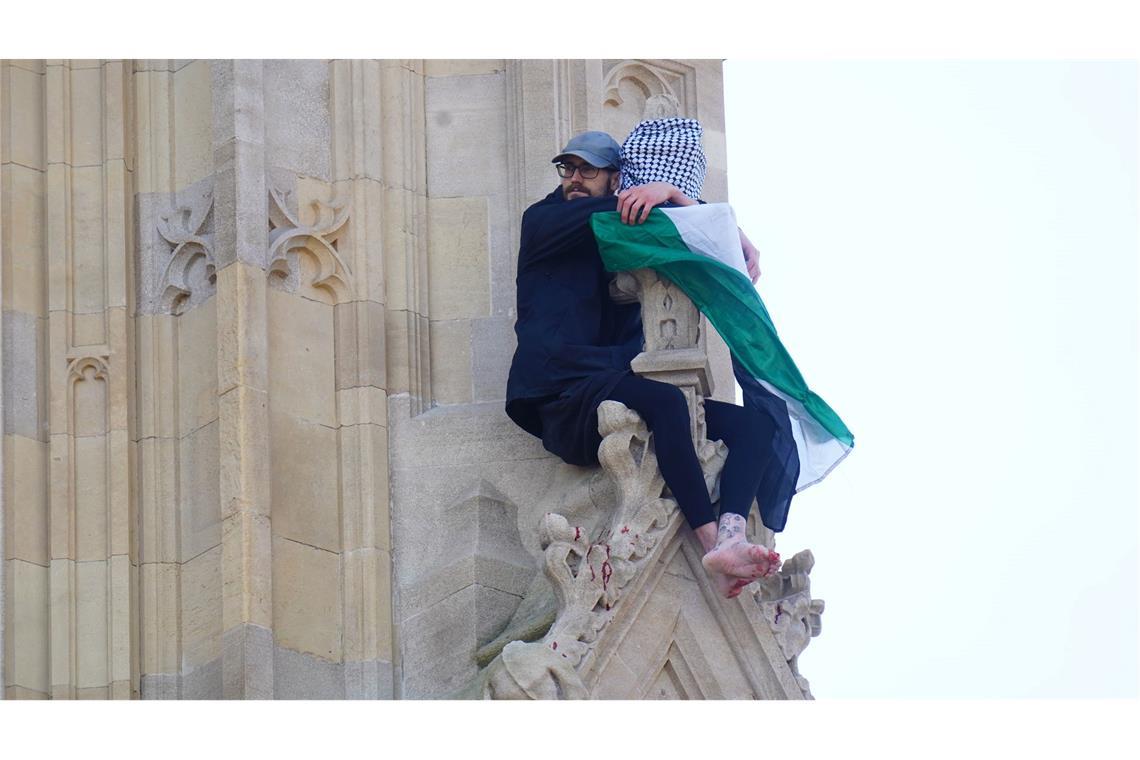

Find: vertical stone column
2;59;50;700
612;269;713;442
133;59;219;699
41;59;137;699
329;58;398;698
376;61;430;415
212;60;273;699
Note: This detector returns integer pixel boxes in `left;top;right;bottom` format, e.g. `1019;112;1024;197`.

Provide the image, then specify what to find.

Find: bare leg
700;513;780;599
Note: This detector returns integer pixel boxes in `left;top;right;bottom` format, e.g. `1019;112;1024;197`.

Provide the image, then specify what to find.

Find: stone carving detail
602;61;688;113
267;185;352;302
157;190;216;315
753;550;825;698
613;268;710;441
643;93;682;120
484;401;727;699
67;353;110;382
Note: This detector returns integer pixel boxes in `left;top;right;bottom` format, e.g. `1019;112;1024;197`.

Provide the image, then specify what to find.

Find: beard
563;184;589;200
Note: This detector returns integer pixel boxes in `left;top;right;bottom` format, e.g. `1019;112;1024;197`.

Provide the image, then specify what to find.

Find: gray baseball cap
552;131;621;169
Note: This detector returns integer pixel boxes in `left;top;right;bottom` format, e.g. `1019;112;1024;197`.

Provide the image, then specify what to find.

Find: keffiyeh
619;117;708;200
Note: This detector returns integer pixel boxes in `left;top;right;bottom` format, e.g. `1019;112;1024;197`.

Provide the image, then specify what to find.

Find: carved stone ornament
66;352;111;382
157;189;216;315
602;61;687;113
483;401;727;699
267;185;352;302
753;550;825;698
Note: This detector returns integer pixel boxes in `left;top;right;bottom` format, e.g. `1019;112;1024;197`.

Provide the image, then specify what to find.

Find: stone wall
1;58;732;699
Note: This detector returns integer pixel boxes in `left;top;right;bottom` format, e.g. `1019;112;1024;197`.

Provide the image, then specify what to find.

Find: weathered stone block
71;363;107;437
181;544;222;672
427;196;490;321
133;70;173;195
274;644;344;700
272;536;341;662
329;60;383;183
67;66;103;167
344;658;394;700
140;673;178;700
4;435;49;565
221;622;273;700
43;65;66;166
215;261;268;395
399;587;477;698
177;299;218;435
178;418;220;563
270;410;340;552
139;561;179;675
173;60;213;189
379;186;425;314
107;429;131;557
2;164;46;317
475;586;527;648
264;60;331;180
2;311;45;440
71;311;105;349
74;433;108;561
137;436;177;564
471;315;515;403
267;286;335;427
3;64;45;170
429;319;472;405
334;299;386;391
425;73;508;199
217;384;270;522
68;167;109;316
335;387;387;429
337;423;389;552
108;553;133;686
5;559;49;694
220;509;273;631
75;559;109;688
383;308;429;399
181;655;222;699
341;547;393;661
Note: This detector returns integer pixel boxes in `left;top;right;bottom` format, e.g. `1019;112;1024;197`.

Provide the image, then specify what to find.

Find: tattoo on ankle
715;514;745;544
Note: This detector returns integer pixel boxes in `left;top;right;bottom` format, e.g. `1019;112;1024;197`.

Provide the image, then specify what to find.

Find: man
505;130;780;599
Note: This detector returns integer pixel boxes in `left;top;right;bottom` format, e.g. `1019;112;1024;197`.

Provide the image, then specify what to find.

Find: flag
591;203;853;492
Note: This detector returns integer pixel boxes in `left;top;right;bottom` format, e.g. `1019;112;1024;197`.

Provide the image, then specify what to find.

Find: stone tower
0;59;822;699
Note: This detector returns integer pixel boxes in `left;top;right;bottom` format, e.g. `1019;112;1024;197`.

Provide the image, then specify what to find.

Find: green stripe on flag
590;208;853;448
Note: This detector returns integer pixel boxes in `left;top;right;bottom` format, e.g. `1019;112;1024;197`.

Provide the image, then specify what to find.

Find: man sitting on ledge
505;129;785;599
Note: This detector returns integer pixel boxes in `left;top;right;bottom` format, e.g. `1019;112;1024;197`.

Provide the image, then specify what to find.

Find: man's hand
616;181;697;225
740;227;760;283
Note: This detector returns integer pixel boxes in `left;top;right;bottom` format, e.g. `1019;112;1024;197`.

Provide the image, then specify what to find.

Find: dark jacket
505;187;643;465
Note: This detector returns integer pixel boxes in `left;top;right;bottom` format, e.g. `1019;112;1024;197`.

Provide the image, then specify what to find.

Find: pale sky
724;60;1138;698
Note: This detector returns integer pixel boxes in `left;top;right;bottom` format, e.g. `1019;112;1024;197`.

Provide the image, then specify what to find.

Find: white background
725;60;1137;697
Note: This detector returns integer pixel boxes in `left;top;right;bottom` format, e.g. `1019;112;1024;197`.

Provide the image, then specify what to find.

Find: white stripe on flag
659;204;749;280
756;378;852;491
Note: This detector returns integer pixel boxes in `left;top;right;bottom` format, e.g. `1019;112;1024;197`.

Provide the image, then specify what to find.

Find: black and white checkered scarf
619;117;707;200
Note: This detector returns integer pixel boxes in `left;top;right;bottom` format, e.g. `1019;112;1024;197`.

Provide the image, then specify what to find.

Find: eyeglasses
555;162;606;179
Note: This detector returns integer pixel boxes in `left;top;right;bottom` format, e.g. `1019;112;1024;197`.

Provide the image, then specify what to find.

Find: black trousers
605;373;777;529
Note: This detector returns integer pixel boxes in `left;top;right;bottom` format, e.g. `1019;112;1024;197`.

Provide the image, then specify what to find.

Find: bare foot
703;541;780;580
700;514;781;598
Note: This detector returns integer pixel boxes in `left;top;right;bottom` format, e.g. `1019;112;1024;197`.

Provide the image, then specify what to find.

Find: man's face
558;156;619;201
